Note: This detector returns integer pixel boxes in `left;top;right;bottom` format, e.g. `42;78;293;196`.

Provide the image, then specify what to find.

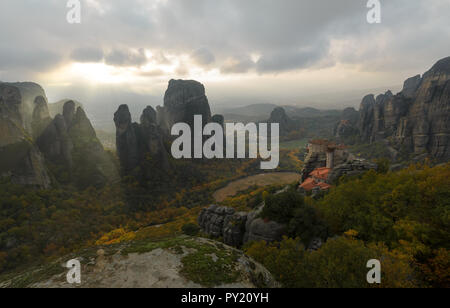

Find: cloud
104;48;147;67
256;44;329;74
0;47;62;71
191;48;215;66
139;69;165;77
220;56;255;74
71;47;104;63
0;0;449;81
175;63;189;76
152;52;171;65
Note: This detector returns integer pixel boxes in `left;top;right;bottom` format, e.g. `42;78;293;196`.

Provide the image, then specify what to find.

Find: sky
0;0;449;114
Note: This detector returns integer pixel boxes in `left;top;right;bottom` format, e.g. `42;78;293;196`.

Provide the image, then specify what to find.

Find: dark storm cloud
0;0;449;77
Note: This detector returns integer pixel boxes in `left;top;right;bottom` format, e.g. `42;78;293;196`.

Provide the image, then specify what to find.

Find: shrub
182;223;201;236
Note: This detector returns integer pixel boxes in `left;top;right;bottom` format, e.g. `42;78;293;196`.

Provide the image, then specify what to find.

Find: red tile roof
299;177;317;191
299;168;332;192
309;167;331;180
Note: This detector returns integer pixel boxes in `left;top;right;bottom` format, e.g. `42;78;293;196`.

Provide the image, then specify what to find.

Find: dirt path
213;172;301;202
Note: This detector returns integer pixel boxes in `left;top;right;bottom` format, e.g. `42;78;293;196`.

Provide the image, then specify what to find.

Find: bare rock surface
1;237;279;288
199;203;286;247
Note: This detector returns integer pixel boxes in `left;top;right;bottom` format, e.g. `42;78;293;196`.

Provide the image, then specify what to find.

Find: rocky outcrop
0;84;51;188
159;79;212;133
4;237;279;288
211;114;225;128
300;148;351;182
1;82;47;134
327;160;378;184
37;114;73;168
114;105;140;174
268;107;294;136
31;96;52;139
243;207;285;244
115;80;221;179
401;75;422;98
37;100;118;188
198;205;246;246
358;57;450;161
334;107;359;139
114;104;170;177
1;82;115;189
198;204;285;247
48;99;83;118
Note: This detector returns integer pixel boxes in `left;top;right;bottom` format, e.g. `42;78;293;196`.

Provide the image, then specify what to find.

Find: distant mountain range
218;104;341;123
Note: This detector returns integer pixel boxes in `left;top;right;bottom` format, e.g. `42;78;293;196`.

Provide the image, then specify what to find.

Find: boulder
198;205;236;238
199;203;286;247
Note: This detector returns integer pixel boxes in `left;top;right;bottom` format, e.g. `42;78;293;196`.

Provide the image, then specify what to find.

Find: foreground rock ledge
0;237;279;289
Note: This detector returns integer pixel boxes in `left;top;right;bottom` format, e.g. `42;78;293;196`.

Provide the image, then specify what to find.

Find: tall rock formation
333;107;359;139
114;105;169;177
268;107;294;136
115;79;221;180
1;82;115;189
38;100;118;188
114;105;140;174
0;83;51;188
159;79;212;133
358;57;450;161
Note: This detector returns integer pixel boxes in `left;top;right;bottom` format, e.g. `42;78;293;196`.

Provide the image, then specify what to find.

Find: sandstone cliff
37;100;119;188
358;57;450;161
0;83;51;188
1;81;118;189
114;104;170;176
158;79;212;134
198;204;286;248
115;79;222;180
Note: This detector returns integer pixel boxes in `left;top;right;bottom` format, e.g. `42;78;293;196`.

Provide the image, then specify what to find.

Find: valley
213;172;301;202
0;57;449;288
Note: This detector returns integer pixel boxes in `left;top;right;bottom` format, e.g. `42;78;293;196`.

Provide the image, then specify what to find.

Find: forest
0;137;448;288
245;163;450;288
